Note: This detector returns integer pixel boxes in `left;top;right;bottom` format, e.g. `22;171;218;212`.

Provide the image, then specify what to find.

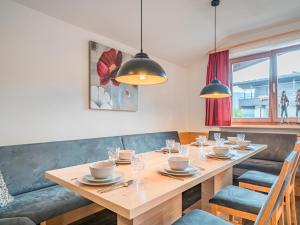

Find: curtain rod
208;29;300;55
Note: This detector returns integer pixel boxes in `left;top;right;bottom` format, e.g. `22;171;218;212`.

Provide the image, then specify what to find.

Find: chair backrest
254;150;299;225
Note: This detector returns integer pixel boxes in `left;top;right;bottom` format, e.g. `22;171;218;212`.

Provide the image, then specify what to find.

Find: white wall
0;0;189;146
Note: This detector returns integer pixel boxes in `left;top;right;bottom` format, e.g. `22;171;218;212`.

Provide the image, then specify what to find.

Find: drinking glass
179;145;189;157
108;147;120;164
237;133;245;141
216;138;225;146
197;136;207;146
166;139;175;149
131;155;145;184
214;133;221;141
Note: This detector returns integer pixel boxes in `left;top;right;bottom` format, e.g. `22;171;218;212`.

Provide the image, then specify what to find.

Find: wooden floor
70;198;300;225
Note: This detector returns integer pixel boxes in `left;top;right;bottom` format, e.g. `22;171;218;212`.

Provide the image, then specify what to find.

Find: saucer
190;142;210;147
232;145;254;150
116;159;131;164
84;171;123;183
161;147;179;153
164;165;198;174
206;153;234;159
159;168;198;176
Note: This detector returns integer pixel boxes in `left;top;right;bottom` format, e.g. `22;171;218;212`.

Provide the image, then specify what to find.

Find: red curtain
205;50;232;126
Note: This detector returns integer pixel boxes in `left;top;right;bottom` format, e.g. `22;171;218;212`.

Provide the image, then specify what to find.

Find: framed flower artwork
89;41;138;111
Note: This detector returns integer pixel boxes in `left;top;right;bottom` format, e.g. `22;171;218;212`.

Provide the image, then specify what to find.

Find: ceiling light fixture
199;0;231;98
116;0;167;85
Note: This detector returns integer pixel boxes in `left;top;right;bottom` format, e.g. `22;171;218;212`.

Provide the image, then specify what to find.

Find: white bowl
213;146;230;156
119;149;135;160
89;161;116;179
227;137;238;144
237;140;251;148
168;156;189;171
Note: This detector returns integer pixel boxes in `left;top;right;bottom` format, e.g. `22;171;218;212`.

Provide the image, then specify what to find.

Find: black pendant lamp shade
116;0;167;85
199;79;231;98
116;52;167;85
199;0;231;99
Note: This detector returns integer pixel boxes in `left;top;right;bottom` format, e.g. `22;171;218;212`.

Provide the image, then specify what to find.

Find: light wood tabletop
46;144;267;225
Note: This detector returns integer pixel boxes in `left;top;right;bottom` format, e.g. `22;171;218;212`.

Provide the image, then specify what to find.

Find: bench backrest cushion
208;131;297;162
122;131;180;153
0;136;124;196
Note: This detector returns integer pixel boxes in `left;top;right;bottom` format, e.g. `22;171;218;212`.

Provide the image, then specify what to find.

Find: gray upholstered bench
208;131;297;178
0;217;35;225
0;131;199;224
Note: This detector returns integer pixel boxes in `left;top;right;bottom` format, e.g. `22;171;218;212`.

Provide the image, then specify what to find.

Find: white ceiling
11;0;300;67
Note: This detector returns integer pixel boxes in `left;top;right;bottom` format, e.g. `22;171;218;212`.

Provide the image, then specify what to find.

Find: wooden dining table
45;144;267;225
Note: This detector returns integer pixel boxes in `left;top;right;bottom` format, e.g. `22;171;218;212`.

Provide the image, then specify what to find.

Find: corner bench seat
0;185;90;224
0;131;200;224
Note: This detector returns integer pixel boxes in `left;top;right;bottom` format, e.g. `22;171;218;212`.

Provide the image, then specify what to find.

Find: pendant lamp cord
214;3;217;80
140;0;143;53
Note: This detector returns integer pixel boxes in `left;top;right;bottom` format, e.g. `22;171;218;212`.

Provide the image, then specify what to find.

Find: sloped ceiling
11;0;300;67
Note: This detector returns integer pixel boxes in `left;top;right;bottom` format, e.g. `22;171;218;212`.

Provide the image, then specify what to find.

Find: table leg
200;168;233;212
117;194;182;225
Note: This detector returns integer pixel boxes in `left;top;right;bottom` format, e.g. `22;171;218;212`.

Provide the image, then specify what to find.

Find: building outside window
230;44;300;123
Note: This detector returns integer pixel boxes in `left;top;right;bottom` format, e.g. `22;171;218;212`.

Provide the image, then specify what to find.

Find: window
230;44;300;124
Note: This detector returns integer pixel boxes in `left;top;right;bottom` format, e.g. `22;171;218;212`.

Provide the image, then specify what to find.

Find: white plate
78;176;124;186
232;145;254;150
206;153;234;159
84;171;123;183
159;168;198;177
190;142;210;146
77;172;124;186
161;147;179;153
164;165;198;174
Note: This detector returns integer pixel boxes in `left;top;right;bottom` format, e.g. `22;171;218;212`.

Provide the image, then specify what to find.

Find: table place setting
190;135;211;147
206;145;235;159
158;156;199;180
76;161;125;186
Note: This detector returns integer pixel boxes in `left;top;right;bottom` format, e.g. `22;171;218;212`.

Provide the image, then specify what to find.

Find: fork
159;171;185;181
97;180;134;194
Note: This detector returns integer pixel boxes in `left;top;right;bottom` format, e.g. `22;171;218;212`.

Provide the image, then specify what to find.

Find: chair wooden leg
291;189;298;225
285;192;292;225
279;209;285;225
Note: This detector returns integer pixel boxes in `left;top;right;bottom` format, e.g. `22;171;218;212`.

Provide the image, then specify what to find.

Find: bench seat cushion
0;217;35;225
0;185;91;224
237;170;277;188
234;158;283;175
173;209;231;225
209;185;267;214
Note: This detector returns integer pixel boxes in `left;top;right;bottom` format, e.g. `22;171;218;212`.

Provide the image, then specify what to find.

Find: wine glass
131;155;145;184
166;139;175;150
216;138;225;146
214;133;221;141
197;136;207;146
179;145;189;157
107;147;120;165
237;133;245;141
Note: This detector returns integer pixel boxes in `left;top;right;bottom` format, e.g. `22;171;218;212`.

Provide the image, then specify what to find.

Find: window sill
220;124;300;130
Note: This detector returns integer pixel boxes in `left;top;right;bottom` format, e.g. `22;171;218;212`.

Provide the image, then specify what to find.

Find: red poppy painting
89;41;138;111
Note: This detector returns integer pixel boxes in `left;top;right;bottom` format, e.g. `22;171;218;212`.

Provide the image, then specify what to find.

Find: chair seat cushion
173;209;231;225
234;158;283;175
0;217;35;225
0;185;91;224
237;170;277;188
209;185;267;214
